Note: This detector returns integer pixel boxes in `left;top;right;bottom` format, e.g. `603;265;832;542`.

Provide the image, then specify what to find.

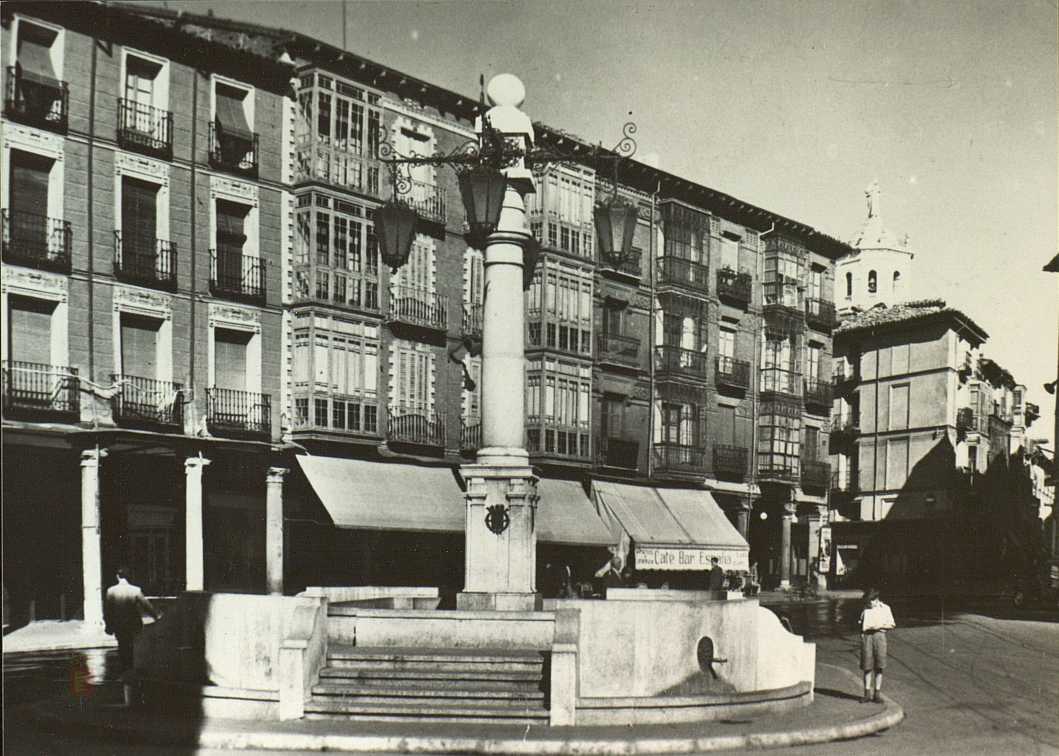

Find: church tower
836;181;914;315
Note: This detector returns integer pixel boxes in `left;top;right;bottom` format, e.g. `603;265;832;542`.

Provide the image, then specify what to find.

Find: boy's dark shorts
860;630;887;671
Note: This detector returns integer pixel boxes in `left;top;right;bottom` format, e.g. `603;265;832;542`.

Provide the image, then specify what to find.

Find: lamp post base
456;591;542;612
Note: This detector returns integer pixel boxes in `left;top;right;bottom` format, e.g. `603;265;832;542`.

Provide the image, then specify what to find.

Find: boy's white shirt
861;600;896;632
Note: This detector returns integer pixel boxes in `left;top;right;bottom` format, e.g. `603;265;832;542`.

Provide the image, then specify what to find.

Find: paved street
4;596;1057;755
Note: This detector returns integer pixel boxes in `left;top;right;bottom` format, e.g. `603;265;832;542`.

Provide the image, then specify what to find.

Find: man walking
104;567;159;706
859;587;895;703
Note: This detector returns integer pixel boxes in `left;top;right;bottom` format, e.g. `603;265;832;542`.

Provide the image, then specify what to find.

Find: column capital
267;467;289;484
81;448;107;466
185;456;211;471
782;501;797;517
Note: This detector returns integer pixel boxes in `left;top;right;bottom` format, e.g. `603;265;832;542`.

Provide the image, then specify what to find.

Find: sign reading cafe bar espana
635;546;750;572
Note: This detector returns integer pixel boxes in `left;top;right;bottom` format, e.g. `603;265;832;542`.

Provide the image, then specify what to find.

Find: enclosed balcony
2;361;80;422
716;268;752;307
655;344;708;380
114;232;177;291
292;393;380;438
4;66;68;133
295;140;382;198
715;355;750;392
460;417;481;456
653;442;707;474
596;332;641;370
657;256;709;293
801;460;831;490
957;407;979;434
110;374;183;429
803;378;832;412
210;250;266;304
206;387;271;440
805;298;836;332
387;405;445;450
759;367;802;400
2;209;71;273
712;444;748;479
461;302;483;339
117;99;174;160
527;425;590;463
387;286;448;334
762;281;805;332
597;437;639;470
756;459;800;483
208;123;258;178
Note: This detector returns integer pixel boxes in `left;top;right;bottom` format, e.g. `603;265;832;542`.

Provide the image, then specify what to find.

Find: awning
296;456;463;533
593;481;749;571
215;85;252;136
17;26;58;82
536;478;615;547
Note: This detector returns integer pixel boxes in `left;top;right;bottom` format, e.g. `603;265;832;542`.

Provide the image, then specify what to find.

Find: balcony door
120;314;160;381
15;22;61;119
9;150;52;253
214;328;250;391
8;295;53;365
124;56;162;135
122;177;158;260
216;200;248;286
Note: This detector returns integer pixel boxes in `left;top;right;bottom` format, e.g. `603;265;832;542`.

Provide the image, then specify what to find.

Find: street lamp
458;165;507;249
375;199;418;273
594;194;640;270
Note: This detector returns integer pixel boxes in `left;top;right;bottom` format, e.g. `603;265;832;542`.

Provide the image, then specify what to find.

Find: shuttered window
214;329;250;390
120;314;160;379
215;83;251;136
8;295;53;365
10;150;51;216
17;22;58;83
122;177;158;255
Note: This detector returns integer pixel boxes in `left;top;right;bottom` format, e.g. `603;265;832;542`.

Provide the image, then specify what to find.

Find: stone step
319;666;543;684
327;645;545;666
303;698;550;724
311;681;546;701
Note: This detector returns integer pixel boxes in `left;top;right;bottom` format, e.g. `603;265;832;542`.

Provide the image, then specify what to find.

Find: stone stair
305;646;551;724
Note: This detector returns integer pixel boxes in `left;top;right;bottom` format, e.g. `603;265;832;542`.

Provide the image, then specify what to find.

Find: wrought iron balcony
2;209;71;273
653;442;707;474
206;387;271;439
716;267;752;307
830;412;859;437
210;250;266;304
460;418;481;455
597;436;640;470
805;298;836;332
208;122;258;178
114;232;177;290
387;286;447;332
759;368;802;399
596;332;641;369
715;355;750;391
655;344;708;380
402;180;447;225
756;460;800;483
461;302;483;338
4;66;68;132
598;250;642;280
657;256;709;292
117;99;174;159
801;460;832;490
387;406;445;449
713;444;748;479
830;470;857;495
804;378;832;411
110;374;183;428
2;361;80;421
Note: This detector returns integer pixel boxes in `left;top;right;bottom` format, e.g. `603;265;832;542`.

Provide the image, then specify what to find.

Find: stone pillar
806;504;828;590
266;467;288;595
81;448;106;627
458;74;540;612
735;500;751;541
184;455;210;592
779;500;795;590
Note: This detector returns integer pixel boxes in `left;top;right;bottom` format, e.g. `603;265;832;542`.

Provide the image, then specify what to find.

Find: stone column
81;448;107;626
735;499;751;541
266;467;288;595
458;74;540;612
184;455;210;592
779;500;795;590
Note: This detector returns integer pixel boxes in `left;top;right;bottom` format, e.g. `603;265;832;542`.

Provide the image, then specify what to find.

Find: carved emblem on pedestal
485;504;511;535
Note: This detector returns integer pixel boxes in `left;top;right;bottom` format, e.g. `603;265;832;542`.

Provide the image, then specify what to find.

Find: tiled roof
835;299;988;343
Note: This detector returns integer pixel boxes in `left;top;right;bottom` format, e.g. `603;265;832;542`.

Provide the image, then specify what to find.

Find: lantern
459;166;507;247
375;200;418;273
522;235;541;290
594;194;639;269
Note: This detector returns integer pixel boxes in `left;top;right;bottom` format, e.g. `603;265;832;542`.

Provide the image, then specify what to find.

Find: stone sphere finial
487;73;525;109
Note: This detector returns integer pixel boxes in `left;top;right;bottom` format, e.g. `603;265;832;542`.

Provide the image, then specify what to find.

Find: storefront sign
634;546;749;571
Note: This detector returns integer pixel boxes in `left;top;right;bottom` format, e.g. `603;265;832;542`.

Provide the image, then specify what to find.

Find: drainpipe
646;180;660;479
87;25;98;381
748;222;775;542
189;72;198;397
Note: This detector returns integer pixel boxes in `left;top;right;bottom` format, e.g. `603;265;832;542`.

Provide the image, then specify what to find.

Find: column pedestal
184;456;210;592
266;467;288;595
81;449;106;627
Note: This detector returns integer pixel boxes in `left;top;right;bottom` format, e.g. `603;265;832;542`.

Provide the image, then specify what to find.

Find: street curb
21;665;904;754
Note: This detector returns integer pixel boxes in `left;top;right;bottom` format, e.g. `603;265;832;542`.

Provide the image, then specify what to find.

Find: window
809;266;825;300
7;150;55;253
293;318;379;433
845;272;853;298
804;426;819;462
720;236;739;270
602;395;624;438
885;437;909;490
889;384;909;430
533;262;592;356
661;203;707;262
893;270;901;293
806;343;822;383
968;445;978;473
392;343;433;415
121;177;158;256
719;328;735;359
121;53;167;143
525;358;591;456
661;402;699;446
464;248;484;305
213;80;254;169
867;270;877;294
757;405;801;474
761;336;798;393
16;21;60;81
120;314;160;380
526;167;594;259
296;198;380;309
213;328;250;391
8;295;54;365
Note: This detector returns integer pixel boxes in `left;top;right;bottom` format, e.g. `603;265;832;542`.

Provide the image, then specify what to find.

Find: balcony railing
805;298;836;332
804;378;832;410
110;374;183;428
599;252;641;280
653;442;707;474
462;302;483;338
716;268;752;307
2;209;71;272
832;361;855;386
117;98;173;159
387;286;447;332
830;413;859;436
801;460;831;489
387;406;445;448
759;368;802;398
208;123;259;178
655;344;708;379
830;471;857;494
210;250;266;304
597;437;639;470
657;256;709;292
4;66;68;132
596;332;641;369
206;387;271;439
2;361;80;421
294;136;382;197
403;180;447;225
114;232;177;290
460;418;481;454
715;355;750;391
713;444;748;478
756;460;800;483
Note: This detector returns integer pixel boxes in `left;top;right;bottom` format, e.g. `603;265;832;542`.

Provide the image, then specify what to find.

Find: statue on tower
865;180;881;219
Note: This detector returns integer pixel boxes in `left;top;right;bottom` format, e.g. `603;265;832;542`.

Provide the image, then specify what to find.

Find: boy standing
859;587;895;703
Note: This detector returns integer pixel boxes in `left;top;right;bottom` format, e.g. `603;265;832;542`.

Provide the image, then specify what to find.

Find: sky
165;0;1057;442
